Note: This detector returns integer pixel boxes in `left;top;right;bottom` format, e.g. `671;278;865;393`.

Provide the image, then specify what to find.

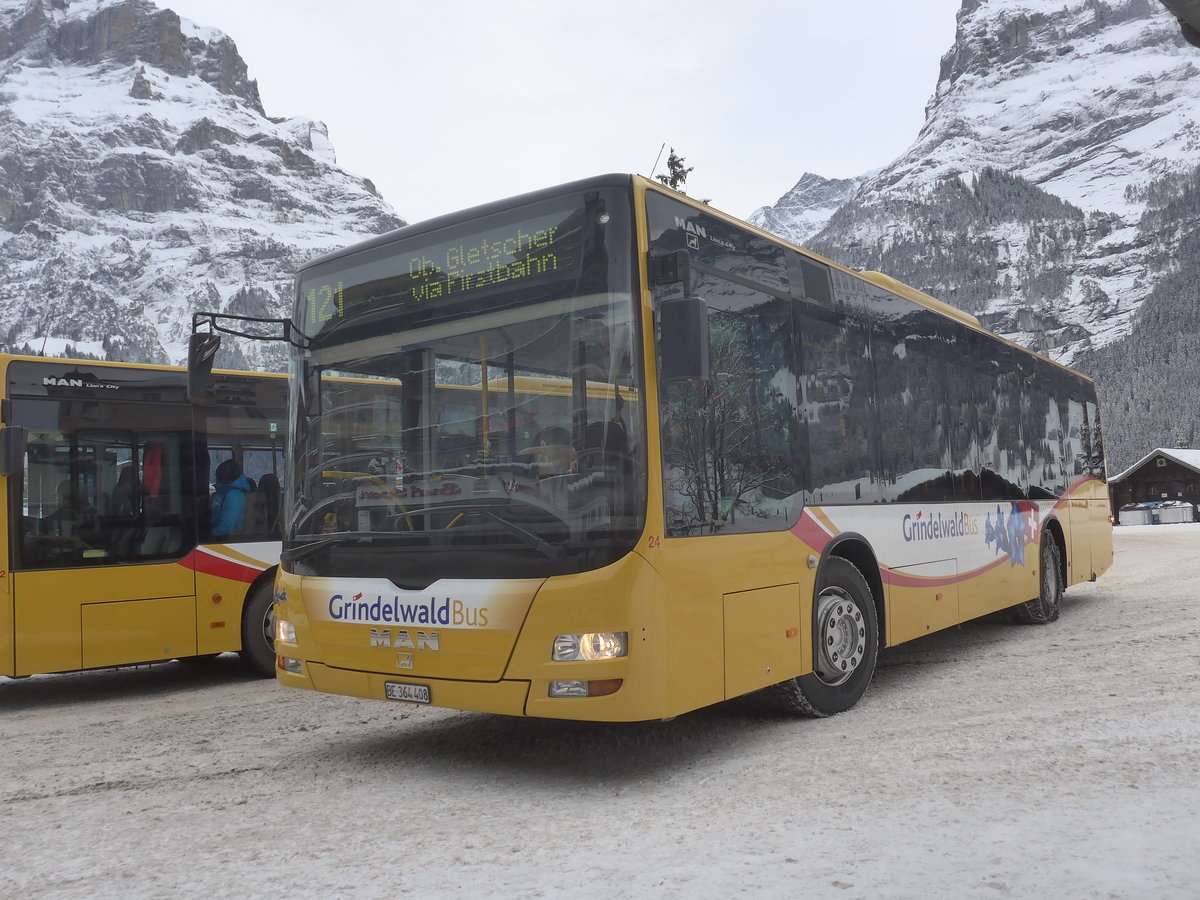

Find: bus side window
15;428;188;566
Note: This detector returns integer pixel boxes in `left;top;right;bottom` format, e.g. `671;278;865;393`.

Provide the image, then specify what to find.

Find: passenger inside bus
42;479;95;538
212;459;253;536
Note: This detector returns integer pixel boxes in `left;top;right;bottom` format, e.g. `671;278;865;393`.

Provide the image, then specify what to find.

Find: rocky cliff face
1071;161;1200;467
0;0;403;370
751;0;1200;471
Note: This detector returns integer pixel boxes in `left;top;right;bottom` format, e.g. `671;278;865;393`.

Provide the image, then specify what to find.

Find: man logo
43;375;120;390
369;628;440;651
396;653;414;669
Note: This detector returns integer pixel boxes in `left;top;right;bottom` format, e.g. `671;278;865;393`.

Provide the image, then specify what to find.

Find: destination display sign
406;223;564;303
298;200;589;336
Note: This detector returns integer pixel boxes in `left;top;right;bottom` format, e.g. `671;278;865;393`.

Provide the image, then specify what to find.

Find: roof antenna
650;142;666;180
38;316;52;357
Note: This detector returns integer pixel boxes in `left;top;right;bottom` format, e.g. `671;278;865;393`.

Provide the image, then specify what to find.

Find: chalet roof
1110;448;1200;483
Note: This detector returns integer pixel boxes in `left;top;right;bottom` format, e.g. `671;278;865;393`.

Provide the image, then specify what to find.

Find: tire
770;557;879;717
1014;535;1063;625
239;579;277;677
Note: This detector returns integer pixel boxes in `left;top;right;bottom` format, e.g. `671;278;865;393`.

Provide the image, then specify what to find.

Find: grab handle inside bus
658;295;710;383
0;425;28;477
188;331;221;403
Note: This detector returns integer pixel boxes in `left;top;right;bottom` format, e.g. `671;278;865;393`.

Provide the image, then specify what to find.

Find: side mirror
187;331;221;403
0;425;28;477
658;295;710;383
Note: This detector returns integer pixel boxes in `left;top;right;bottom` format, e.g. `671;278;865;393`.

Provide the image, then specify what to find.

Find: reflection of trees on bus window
648;189;1108;535
796;306;875;505
662;282;802;537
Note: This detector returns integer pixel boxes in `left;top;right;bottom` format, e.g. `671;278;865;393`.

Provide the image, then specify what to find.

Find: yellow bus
258;174;1111;720
0;355;287;678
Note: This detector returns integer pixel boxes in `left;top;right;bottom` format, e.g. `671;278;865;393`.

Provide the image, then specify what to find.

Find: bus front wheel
1014;535;1063;625
239;580;276;677
771;557;879;717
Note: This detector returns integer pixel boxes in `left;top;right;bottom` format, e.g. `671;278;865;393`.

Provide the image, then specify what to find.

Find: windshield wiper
397;500;567;560
478;510;565;560
281;534;376;563
283;505;566;563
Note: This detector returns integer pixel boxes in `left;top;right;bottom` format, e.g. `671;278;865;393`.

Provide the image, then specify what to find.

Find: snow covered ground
2;525;1198;898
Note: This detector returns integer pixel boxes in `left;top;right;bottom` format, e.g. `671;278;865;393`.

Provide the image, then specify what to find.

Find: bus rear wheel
771;557;879;717
239;580;276;677
1014;535;1063;625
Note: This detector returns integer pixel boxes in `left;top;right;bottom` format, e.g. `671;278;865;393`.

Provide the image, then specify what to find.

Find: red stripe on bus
178;549;266;584
880;553;1018;589
791;512;832;554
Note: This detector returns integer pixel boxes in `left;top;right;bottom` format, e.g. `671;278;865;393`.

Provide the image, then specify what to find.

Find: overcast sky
164;0;963;224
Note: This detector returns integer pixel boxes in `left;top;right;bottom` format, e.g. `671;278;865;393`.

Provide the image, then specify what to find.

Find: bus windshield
287;184;645;583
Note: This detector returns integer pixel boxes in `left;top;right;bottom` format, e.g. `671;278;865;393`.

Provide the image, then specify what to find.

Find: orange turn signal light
587;679;623;697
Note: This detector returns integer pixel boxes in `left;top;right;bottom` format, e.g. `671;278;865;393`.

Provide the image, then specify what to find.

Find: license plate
384;681;431;704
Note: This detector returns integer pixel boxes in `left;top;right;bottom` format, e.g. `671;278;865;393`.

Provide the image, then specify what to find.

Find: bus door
9;402;197;676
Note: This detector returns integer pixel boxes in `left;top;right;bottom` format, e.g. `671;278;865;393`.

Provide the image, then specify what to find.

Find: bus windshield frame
286;181;645;584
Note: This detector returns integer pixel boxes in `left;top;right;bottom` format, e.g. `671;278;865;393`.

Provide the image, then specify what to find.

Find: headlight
275;617;296;643
552;632;627;661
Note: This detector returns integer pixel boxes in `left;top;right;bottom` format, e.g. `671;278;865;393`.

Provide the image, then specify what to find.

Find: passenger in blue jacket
212;459;252;536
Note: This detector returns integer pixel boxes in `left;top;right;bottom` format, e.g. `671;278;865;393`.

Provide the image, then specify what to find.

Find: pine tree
656;147;694;191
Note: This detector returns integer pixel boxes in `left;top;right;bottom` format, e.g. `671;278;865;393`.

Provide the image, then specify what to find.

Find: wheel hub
815;587;867;686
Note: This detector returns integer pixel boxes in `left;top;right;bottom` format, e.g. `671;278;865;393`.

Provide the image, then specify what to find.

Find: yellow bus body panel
6;544;276;676
649;531;815;708
279;554;675;722
510;552;667;721
882;560;960;646
958;545;1040;623
279;535;816;722
190;542;278;656
1068;480;1115;584
721;583;804;699
12;563;193;675
81;594;196;669
0;473;11;675
285;661;534;717
297;577;543;682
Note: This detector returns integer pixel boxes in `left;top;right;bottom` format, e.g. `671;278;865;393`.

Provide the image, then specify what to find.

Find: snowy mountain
0;0;404;369
752;0;1200;471
746;172;869;247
